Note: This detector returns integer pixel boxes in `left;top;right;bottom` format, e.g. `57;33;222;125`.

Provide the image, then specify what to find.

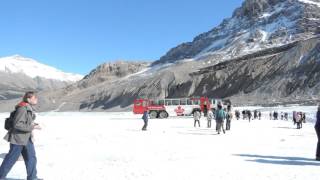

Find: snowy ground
0;106;319;180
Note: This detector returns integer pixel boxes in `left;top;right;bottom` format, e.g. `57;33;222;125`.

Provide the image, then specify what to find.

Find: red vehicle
133;97;220;119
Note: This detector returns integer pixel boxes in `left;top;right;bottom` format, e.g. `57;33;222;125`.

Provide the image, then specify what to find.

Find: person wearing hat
315;105;320;160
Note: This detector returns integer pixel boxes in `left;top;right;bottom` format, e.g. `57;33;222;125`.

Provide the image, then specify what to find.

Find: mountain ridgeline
1;0;320;111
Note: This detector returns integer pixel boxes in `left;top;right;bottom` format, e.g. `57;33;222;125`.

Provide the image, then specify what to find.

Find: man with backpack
215;104;226;134
0;91;42;180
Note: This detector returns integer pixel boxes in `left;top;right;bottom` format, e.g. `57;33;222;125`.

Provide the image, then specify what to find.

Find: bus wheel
149;111;158;119
159;111;168;119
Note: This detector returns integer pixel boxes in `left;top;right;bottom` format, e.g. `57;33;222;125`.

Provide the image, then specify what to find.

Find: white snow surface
0;105;319;180
298;0;320;7
0;55;83;82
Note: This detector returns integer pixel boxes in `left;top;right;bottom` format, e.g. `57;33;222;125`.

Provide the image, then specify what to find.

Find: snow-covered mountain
1;0;320;111
0;55;83;100
153;0;320;65
0;55;83;82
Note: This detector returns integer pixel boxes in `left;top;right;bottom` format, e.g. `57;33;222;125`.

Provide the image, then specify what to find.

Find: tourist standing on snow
226;110;233;130
258;111;262;120
269;112;272;120
194;111;201;127
226;104;232;130
235;110;240;120
293;111;297;125
296;112;302;129
0;92;42;180
248;111;252;122
315;105;320;161
284;112;289;121
207;110;213;128
142;109;149;131
215;104;226;134
274;111;278;120
254;110;258;119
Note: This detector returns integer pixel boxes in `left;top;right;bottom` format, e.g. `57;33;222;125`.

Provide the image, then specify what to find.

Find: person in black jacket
315;106;320;160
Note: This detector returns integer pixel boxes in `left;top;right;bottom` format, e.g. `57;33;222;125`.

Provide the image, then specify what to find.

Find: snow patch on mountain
298;0;320;7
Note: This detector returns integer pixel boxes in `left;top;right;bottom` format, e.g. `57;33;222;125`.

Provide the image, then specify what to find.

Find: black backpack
4;110;17;131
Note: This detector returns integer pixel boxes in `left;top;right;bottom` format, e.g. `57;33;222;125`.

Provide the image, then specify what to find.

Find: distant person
212;108;216;119
0;92;42;180
242;110;246;120
293;111;297;125
142;109;149;131
248;111;252;122
207;110;213;128
235;110;240;120
269;112;272;120
296;112;302;129
302;113;306;124
254;110;258;119
194;111;201;128
273;111;278;120
284;112;289;121
315;106;320;161
258;111;262;120
215;105;226;134
226;110;233;131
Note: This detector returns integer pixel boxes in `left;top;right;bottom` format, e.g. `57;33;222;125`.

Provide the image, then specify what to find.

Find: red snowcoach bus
133;97;221;119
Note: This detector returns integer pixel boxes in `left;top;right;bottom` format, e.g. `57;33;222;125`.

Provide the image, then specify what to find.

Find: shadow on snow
234;154;320;166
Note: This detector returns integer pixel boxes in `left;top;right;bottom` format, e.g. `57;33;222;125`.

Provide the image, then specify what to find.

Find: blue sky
0;0;244;75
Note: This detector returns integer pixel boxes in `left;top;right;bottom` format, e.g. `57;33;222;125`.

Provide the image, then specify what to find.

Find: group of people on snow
193;103;233;134
236;110;262;122
293;111;306;129
268;111;306;129
269;111;289;121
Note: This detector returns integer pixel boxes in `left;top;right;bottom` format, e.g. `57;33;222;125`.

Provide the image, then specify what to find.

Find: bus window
135;101;142;106
187;99;192;105
153;100;161;105
165;100;172;106
172;100;180;105
193;100;200;105
211;99;215;105
180;99;186;105
158;100;164;105
142;100;148;107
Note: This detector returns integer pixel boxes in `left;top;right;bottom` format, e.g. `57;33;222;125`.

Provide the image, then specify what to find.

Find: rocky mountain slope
1;0;320;112
153;0;320;66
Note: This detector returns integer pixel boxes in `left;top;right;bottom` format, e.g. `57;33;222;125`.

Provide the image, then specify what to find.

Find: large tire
149;111;158;119
159;111;168;119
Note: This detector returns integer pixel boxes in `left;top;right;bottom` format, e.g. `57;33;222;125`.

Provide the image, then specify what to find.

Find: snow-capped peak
0;55;84;82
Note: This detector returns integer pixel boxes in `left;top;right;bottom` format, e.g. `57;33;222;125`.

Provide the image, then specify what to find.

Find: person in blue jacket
315;105;320;160
142;109;149;131
215;104;226;134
